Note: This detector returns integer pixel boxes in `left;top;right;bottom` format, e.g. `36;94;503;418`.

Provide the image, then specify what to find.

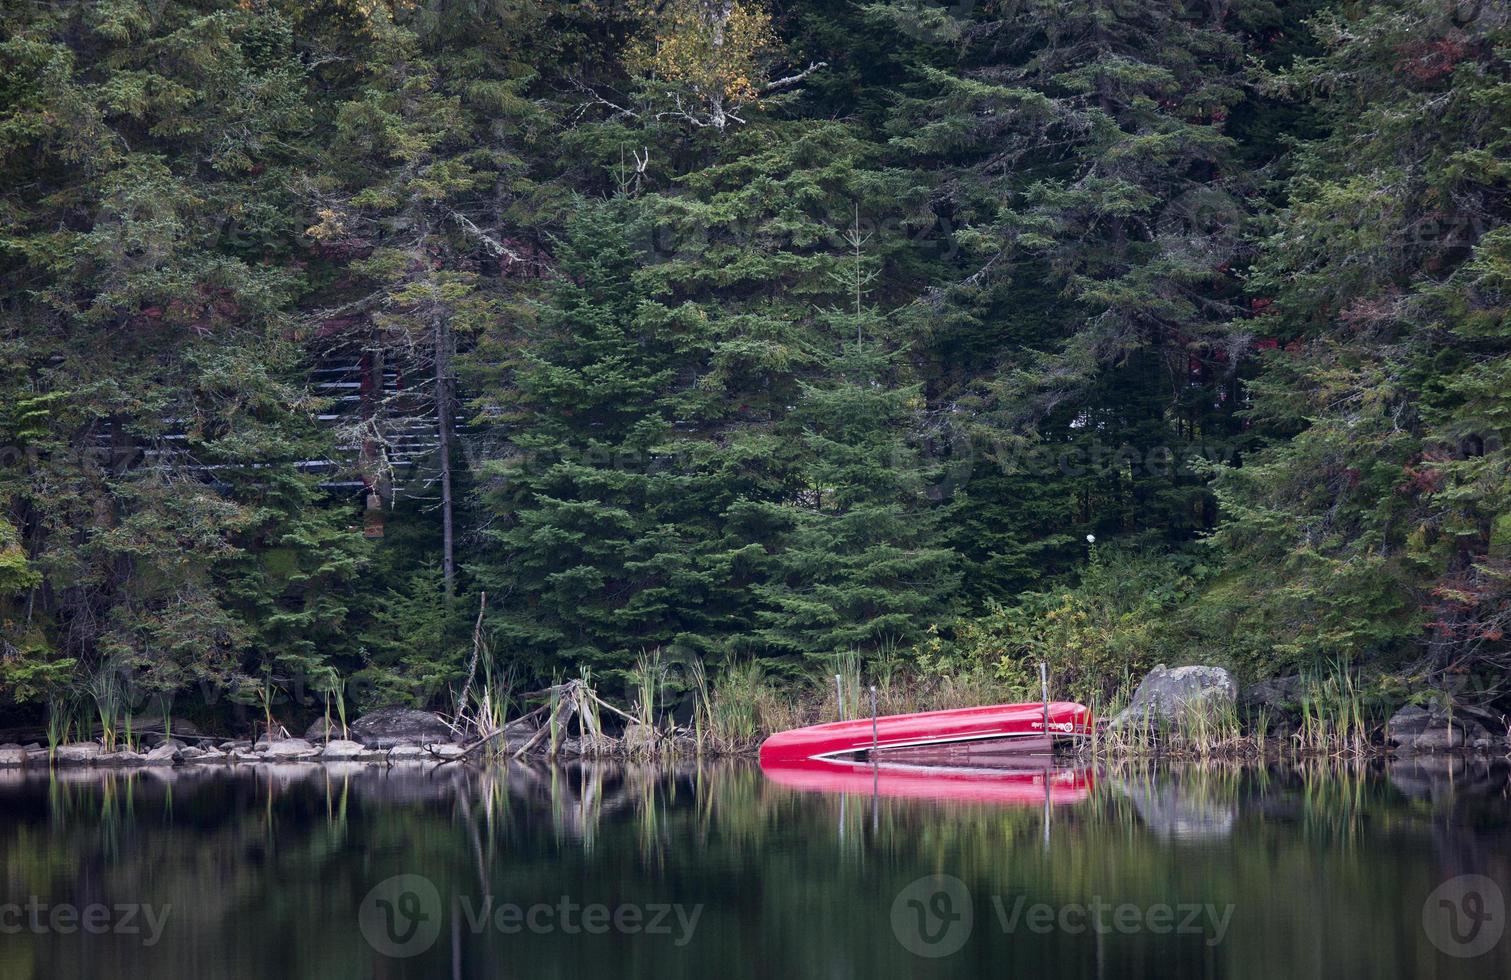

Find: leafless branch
761;61;828;94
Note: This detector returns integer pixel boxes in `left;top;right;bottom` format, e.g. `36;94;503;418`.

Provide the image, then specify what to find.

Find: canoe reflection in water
759;755;1093;806
756;697;1096;807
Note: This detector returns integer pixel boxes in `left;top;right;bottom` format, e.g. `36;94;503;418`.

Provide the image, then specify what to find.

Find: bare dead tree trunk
434;314;456;600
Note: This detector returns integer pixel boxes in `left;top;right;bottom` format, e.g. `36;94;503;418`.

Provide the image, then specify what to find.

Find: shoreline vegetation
4;2;1511;768
4;657;1506;770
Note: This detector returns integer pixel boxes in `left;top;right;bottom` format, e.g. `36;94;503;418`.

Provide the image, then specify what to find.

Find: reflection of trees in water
1;760;1509;978
1383;755;1511;887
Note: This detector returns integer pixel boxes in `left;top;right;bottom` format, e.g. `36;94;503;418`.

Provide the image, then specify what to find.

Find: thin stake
1042;773;1051;852
835;673;845;722
870;685;878;758
1040;662;1051;747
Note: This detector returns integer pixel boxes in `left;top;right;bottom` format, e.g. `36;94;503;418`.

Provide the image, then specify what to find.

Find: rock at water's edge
338;707;455;749
1110;665;1237;731
1386;703;1502;753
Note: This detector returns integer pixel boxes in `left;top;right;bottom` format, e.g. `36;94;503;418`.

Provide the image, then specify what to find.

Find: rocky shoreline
0;737;471;769
4;666;1508;770
0;705;707;769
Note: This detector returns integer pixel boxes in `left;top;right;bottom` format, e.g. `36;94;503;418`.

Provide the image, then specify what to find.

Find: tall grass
1294;658;1369;756
1095;697;1248;760
430;653;1383;761
86;666;125;752
826;650;862;721
317;668;349;742
1091;660;1377;760
628;648;665;728
46;695;78;760
688;657;714;750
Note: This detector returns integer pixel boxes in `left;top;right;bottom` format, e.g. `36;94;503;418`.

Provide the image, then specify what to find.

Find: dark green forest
2;0;1508;729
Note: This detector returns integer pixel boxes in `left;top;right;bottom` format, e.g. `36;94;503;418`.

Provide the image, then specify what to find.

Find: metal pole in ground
870;685;878;755
1043;769;1051;852
1041;661;1053;851
870;684;879;832
1040;662;1051;743
835;674;845;721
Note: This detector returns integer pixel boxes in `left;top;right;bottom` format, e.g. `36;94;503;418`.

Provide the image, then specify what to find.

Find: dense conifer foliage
2;0;1507;719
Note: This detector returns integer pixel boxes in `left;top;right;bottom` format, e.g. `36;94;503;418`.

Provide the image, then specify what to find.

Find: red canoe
760;755;1094;806
758;700;1093;766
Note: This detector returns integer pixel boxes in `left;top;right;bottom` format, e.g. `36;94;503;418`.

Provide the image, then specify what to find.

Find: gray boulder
318;739;366;760
1387;703;1502;753
260;738;320;759
0;746;28;767
144;742;181;766
1110;665;1238;730
53;742;104;764
303;717;355;742
344;707;455;749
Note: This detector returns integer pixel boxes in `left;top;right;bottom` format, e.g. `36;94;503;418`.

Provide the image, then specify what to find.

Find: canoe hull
757;701;1092;766
761;756;1093;806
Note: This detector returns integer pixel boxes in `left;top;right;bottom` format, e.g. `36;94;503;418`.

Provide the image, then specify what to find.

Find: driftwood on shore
446;679;662;764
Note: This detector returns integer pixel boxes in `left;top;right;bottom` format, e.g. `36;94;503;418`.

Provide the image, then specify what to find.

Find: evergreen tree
873;0;1267;594
300;0;544;600
751;335;961;663
477;199;741;675
0;0;367;709
1203;0;1511;680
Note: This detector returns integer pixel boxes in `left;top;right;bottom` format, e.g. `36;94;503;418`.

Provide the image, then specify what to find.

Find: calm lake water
0;758;1507;979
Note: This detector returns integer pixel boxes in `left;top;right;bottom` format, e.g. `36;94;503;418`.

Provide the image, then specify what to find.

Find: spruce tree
0;1;367;707
751;333;961;663
478;199;738;675
1204;0;1511;677
872;0;1265;590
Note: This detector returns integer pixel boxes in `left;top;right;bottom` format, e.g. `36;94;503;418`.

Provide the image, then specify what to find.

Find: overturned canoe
760;755;1093;805
758;700;1093;766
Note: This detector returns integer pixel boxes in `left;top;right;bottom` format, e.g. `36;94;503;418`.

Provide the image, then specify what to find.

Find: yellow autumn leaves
625;0;778;104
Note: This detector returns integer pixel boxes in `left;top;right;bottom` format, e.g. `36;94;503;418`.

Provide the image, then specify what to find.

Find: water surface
0;758;1507;978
